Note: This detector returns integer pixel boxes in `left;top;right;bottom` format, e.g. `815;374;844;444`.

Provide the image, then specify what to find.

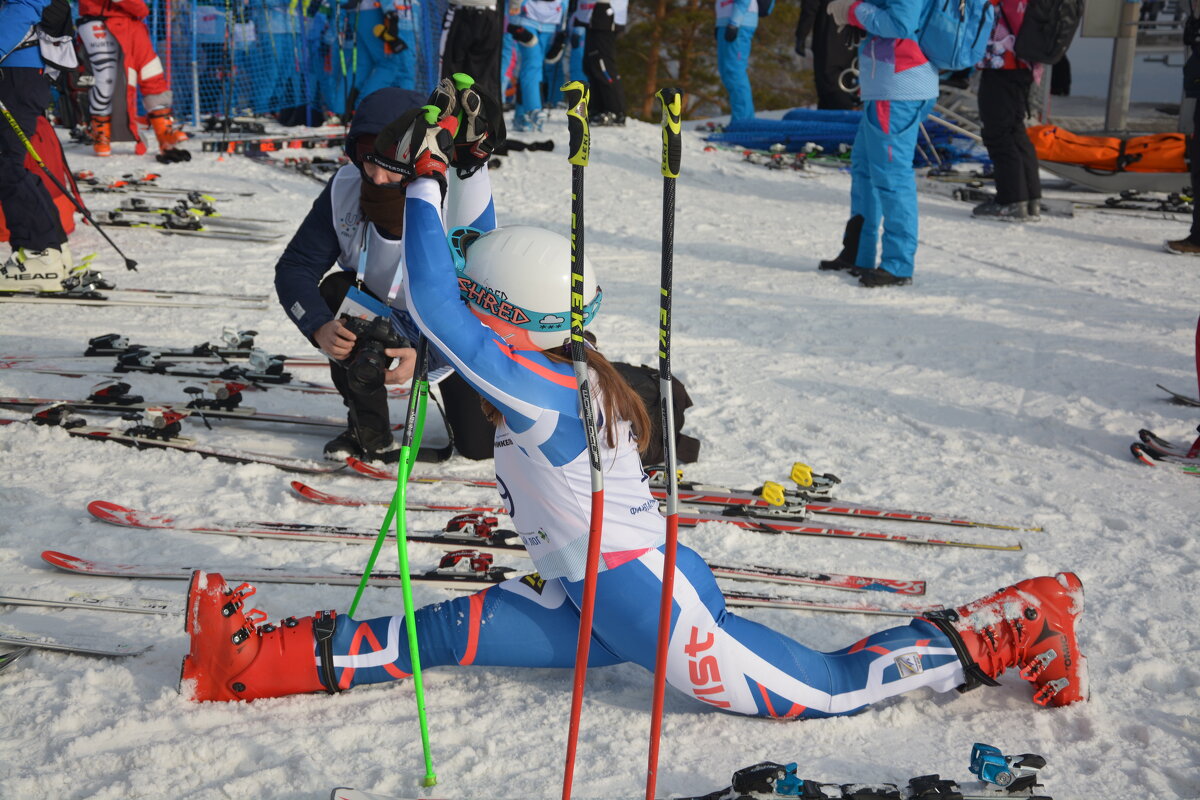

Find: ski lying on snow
1138;428;1200;458
1156;383;1200;407
288;480;503;510
0;290;267;309
8;413;353;474
0;646;31;674
42;549;521;588
0;591;177;615
89;499;926;595
45;549;935;616
1130;442;1200;473
0;360;352;395
0;625;151;657
0;394;360;431
294;482;1021;550
346;459;1039;531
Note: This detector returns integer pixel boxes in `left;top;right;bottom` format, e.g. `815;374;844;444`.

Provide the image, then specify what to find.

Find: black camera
339;314;412;394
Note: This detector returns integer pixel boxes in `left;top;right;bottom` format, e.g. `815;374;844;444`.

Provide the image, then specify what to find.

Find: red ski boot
924;572;1087;707
180;570;341;702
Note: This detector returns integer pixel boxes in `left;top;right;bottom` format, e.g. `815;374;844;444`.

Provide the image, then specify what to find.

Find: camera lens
346;345;388;394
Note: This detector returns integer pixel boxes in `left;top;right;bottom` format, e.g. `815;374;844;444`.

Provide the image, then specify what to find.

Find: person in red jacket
971;0;1041;222
76;0;188;158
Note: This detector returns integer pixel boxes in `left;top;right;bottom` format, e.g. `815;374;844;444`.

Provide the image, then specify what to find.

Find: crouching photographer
274;84;498;461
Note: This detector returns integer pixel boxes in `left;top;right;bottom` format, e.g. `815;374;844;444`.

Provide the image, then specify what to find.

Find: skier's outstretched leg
181;571;623;702
573;547;1086;717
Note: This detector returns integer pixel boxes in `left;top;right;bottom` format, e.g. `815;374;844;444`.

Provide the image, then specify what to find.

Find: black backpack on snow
611;362;701;466
1009;0;1083;65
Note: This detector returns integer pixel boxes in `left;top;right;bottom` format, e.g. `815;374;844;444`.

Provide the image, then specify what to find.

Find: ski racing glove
366;104;458;194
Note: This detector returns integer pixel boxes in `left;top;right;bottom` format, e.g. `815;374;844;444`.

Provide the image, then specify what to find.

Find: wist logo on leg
684;626;730;708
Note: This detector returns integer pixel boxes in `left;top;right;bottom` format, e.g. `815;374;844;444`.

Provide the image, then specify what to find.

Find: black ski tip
0;645;32;675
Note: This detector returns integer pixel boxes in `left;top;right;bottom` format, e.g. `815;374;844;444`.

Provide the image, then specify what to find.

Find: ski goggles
448;226;602;334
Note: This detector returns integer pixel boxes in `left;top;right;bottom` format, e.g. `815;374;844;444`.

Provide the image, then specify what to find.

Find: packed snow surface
1;113;1198;799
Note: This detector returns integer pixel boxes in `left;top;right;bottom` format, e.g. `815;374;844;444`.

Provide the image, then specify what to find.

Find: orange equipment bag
1026;124;1189;174
0;117;79;242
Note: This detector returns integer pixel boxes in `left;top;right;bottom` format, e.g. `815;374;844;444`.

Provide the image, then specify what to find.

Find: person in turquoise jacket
714;0;763;122
818;0;937;287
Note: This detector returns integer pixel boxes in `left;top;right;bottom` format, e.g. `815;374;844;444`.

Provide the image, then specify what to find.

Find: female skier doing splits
181;80;1087;717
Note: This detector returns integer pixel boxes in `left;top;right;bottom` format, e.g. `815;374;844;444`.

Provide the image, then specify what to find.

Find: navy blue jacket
273;87;424;343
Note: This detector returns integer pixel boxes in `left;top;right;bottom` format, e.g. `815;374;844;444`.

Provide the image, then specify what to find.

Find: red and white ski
345;459;1041;532
288;483;1022;551
86;500;927;595
44;549;934;617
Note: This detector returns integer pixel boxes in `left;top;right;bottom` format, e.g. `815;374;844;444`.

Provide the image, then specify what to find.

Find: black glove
367;104;456;192
590;1;615;32
794;31;806;56
724;24;739;42
156;148;192;164
373;10;407;54
433;73;507;179
507;24;536;45
545;30;566;63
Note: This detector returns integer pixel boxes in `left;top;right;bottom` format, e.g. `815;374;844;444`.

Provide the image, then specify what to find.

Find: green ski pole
347;338;436;787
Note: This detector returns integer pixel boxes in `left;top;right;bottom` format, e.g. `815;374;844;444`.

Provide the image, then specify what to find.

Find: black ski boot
858;268;912;288
818;215;864;273
323;428;362;461
972;200;1028;222
361;440;403;464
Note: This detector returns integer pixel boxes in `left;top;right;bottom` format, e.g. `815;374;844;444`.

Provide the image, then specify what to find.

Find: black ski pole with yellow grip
645;86;683;800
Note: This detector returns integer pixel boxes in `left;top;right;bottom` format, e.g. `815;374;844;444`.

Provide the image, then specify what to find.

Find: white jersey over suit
321;175;968;717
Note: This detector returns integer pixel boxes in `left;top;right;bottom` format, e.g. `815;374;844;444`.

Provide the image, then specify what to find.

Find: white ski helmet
450;225;602;351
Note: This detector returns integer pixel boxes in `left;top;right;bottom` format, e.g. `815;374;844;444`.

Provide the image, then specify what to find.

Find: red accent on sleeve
847;1;864;28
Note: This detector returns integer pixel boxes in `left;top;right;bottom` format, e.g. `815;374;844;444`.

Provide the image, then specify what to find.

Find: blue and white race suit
323;174;965;717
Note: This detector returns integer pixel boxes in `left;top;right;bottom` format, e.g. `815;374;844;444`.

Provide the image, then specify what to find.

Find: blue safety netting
147;0;449;125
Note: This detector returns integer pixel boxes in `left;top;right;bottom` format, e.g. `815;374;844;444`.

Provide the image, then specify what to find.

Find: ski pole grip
656;88;682;179
562;81;590;167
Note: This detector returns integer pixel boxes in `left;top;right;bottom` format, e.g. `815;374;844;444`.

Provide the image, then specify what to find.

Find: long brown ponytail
480;347;652;454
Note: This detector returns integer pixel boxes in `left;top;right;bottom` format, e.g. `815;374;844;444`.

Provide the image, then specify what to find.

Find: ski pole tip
125;259;138;271
422;773;438;787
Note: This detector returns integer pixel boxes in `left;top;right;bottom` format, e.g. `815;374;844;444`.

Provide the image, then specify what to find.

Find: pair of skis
289;480;1022;551
340;457;1037;536
1130;428;1200;475
18;547;934;640
328;743;1053;800
85;500;929;597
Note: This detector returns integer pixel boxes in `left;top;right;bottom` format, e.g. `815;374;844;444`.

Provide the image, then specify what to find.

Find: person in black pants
972;0;1042;223
273;86;495;462
1165;13;1200;254
583;0;626;125
795;0;860;110
441;0;504;107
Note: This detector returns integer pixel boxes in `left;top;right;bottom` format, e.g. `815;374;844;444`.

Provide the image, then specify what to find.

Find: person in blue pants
349;0;417;101
715;0;762;122
181;78;1088;716
507;0;565;130
818;0;938;286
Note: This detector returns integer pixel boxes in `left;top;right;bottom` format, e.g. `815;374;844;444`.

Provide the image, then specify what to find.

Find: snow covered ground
2;112;1199;800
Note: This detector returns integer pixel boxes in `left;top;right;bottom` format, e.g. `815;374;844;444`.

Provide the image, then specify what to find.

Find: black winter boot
819;215;864;272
